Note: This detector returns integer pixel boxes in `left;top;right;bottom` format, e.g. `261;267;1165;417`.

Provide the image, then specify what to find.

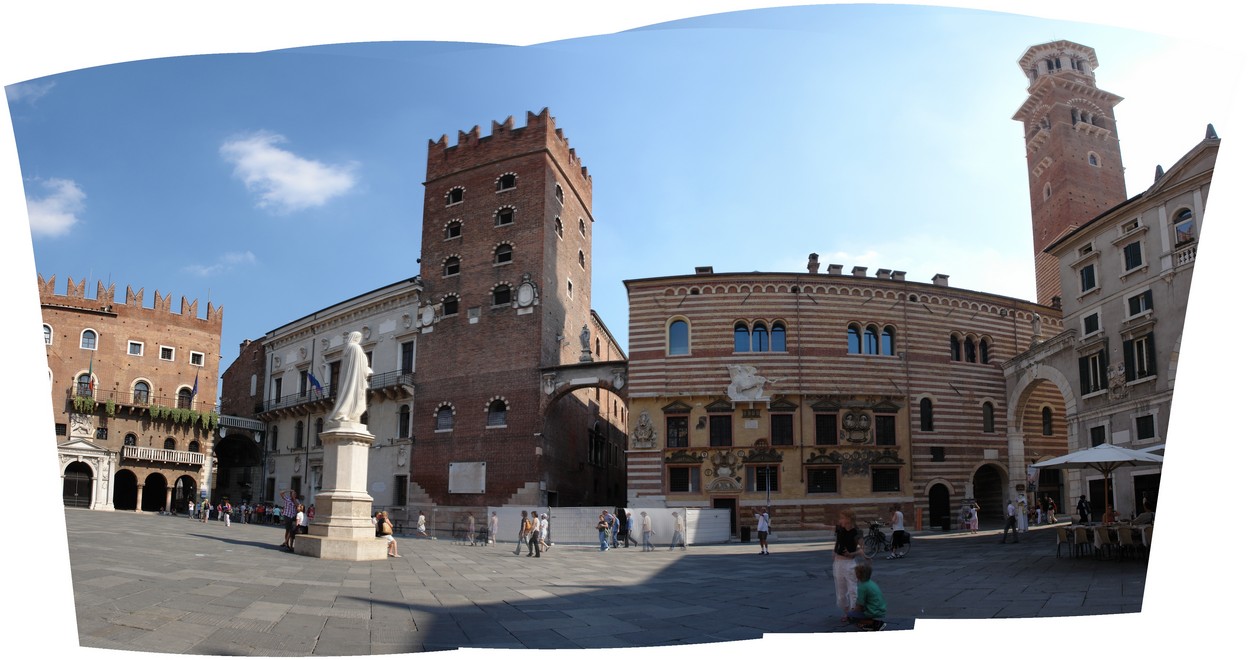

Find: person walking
610;510;621;549
1017;495;1030;534
526;510;542;557
641;511;654;551
415;510;430;538
488;511;499;545
187;499;195;519
597;511;610;551
222;499;233;528
280;489;298;551
199;497;210;523
624;512;639;548
669;511;687;551
968;501;980;532
465;513;477;545
376;511;401;557
755;507;771;555
515;511;530;555
1076;495;1091;524
1001;500;1019;543
529;511;545;557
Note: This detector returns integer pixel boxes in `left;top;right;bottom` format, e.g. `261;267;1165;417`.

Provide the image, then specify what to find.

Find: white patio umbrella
1032;444;1163;521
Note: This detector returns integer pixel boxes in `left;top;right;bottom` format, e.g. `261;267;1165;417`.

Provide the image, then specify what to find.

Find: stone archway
63;461;93;508
113;469;138;510
141;472;168;512
927;483;952;530
214;433;262;506
972;463;1007;523
537;360;629;508
172;475;197;515
1005;362;1077;502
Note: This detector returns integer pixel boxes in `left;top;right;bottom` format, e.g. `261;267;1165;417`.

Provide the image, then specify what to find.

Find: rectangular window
393;475;409;507
1125;334;1157;381
770;413;794;446
931;446;946;462
1135;414;1156;440
159;346;175;361
1079;264;1097;293
401;341;415;375
668;466;699;493
875;415;896;446
290;476;302;497
1123;241;1143;271
1090;425;1106;447
815;413;838;445
55;423;67;436
127;341;144;356
299;370;309;397
1082;312;1100;336
807;468;839;494
666;416;689;448
708;414;732;447
272;377;283;402
1079;350;1107;395
189;351;205;367
871;468;901;493
1128;290;1154;317
748;465;780;493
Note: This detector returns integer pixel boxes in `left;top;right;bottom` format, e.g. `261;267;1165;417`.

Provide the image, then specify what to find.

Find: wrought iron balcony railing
66;387;218;415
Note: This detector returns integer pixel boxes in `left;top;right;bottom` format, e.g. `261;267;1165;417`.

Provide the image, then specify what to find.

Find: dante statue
328;331;372;424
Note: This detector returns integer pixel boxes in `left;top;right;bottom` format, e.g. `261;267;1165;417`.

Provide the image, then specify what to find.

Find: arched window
555;217;564;238
881;326;895;356
950;335;961;361
1043;182;1052;201
43;324;52;345
446;187;463;205
920;398;934;432
734;322;750;353
751;322;768;352
177;387;193;409
436;405;454;431
982;402;995;433
443;256;460;277
80;329;97;350
668;319;690;356
1173;208;1196;244
555;184;565;205
442;294;459;316
487;400;508;427
964;337;976;363
295;421;305;448
578;250;586;269
444;220;461;240
397;405;411;438
770;322;787;352
188;440;200;453
492;284;512;306
578;218;586;237
133;381;150;405
76;373;93;397
864;325;880;355
980;338;991;364
495;207;514;227
164;438;176;450
1089;152;1100;166
494;243;513;265
1041;407;1054;436
124;433;138;447
496;173;516;191
848;324;862;355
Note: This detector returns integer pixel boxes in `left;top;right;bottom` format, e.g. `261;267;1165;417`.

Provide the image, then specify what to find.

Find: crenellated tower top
426;108;591;195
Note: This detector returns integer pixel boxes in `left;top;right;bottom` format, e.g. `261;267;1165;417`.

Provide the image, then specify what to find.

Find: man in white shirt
1001;501;1019;543
755;507;771;555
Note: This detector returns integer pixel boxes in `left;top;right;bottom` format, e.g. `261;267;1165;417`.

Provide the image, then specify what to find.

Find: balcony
260;370;415;418
66;387;218;416
121;445;207;466
1174;242;1197;267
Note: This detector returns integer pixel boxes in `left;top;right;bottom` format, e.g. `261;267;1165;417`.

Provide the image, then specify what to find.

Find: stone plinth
293;422;388;561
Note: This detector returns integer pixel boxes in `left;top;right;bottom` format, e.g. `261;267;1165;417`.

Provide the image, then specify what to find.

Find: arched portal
214;433;262;506
972;464;1006;522
537;360;630;508
927;483;951;530
113;469;138;510
142;472;169;512
63;461;93;508
172;475;197;514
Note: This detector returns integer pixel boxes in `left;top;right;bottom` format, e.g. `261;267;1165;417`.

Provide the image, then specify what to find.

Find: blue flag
307;371;323;395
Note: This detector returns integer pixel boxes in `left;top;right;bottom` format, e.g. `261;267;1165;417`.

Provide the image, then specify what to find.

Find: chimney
875;268;892;279
827;264;843;275
807;253;820;274
932;273;950;287
695;266;714;275
852;266;868;278
891;271;907;281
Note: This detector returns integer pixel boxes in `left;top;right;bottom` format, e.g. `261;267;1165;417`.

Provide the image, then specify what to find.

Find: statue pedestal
293;423;388;561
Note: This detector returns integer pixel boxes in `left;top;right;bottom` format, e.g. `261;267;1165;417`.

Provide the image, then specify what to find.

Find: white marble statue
328;331;372;425
726;364;775;401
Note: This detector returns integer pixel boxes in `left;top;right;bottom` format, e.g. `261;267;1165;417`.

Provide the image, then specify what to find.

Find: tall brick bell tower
411;108;610;508
1014;40;1128;305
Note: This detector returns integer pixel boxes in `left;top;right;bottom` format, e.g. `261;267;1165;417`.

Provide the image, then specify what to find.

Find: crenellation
180;296;198;319
67;277;86;299
153;290;171;313
96;282;115;306
126;286;144;307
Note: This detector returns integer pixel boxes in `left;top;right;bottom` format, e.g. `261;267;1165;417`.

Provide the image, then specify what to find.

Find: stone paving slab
61;509;1150;655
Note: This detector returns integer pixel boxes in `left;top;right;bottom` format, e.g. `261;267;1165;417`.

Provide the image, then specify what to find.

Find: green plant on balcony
104;399;116;417
73;395;95;414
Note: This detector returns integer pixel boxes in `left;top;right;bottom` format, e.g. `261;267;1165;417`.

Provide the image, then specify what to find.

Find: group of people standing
515;510;550;557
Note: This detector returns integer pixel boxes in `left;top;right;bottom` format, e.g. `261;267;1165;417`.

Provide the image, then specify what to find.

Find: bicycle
862;521;909;558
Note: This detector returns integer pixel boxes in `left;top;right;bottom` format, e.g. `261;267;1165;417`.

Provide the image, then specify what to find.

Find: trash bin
740;526;751;543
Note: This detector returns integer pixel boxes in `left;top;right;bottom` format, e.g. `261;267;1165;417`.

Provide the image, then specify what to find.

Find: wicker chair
1072;527;1092;558
1056;527;1073;558
1116;526;1135;560
1093;526;1115;560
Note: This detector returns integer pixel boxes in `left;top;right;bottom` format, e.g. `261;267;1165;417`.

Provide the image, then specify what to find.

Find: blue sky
8;4;1240;377
3;1;1247;657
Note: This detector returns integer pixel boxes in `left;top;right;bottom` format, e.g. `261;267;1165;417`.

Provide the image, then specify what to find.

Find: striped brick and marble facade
624;265;1067;532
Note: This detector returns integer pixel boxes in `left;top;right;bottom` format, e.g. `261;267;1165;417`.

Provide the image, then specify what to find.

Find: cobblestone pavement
63;509;1148;655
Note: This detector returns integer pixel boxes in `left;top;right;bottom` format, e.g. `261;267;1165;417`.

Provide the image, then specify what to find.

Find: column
292;421;388;561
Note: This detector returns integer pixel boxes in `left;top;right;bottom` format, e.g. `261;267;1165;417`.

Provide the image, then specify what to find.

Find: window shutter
1079;356;1090;395
1145;333;1156;377
1098;349;1108;390
1123;340;1135;382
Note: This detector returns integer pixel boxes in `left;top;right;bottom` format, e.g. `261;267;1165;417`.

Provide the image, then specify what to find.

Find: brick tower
1014;40;1128;305
411;109;625;508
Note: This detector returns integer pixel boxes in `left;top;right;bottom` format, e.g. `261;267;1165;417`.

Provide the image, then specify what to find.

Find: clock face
420;305;435;326
517;282;535;307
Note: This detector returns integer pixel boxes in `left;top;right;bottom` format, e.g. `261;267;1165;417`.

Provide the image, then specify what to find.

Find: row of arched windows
848;324;896;356
442;243;515;275
73;374;195;408
124;433;200;453
950;334;993;364
916;397;1000;433
434;399;507;431
734;321;786;353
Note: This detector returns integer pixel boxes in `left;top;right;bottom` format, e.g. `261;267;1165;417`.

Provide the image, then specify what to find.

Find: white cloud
25;177;85;238
220;131;358;213
183;251;257;277
5;80;55;105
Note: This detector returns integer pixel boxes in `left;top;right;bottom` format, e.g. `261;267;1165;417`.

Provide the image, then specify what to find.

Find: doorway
927;484;951;530
63;462;93;508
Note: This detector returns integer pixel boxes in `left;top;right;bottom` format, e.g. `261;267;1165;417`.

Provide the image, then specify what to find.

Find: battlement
426;108;592;186
37;274;223;326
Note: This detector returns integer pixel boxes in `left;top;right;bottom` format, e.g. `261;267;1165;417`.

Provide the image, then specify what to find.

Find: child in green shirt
848;562;887;631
